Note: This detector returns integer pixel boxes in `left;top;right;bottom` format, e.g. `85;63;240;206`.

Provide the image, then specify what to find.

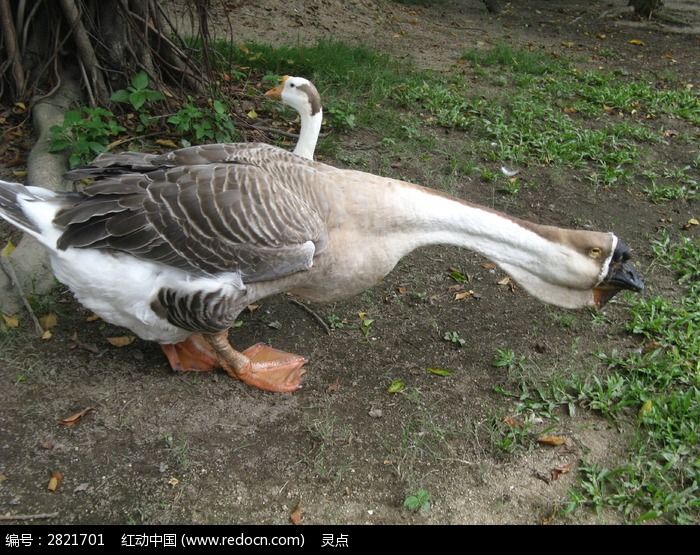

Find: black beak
594;240;644;307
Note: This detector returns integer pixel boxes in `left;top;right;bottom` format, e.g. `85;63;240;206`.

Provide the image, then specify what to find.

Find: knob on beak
593;239;644;307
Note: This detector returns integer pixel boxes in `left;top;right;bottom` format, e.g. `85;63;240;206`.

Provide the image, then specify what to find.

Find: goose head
265;76;322;160
487;219;644;310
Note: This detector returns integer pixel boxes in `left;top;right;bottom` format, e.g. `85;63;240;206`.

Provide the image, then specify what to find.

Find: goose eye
290;83;295;88
589;247;602;259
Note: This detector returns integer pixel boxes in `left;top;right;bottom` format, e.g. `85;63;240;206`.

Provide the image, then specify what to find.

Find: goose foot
161;334;219;372
205;332;307;393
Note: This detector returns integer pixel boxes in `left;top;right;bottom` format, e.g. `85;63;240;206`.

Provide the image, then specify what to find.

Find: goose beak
264;75;289;100
593;240;644;307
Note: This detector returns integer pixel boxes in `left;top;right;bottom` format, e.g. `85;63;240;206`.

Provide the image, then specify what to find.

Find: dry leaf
561;41;575;48
39;313;58;331
603;104;615;113
1;240;16;257
396;286;407;295
2;314;19;328
60;407;94;427
47;471;63;492
246;304;260;313
15;102;26;111
662;129;678;138
85;313;100;322
454;291;474;301
497;277;512;286
596;33;606;39
503;416;522;428
0;473;6;483
563;107;578;114
628;39;645;46
168;477;179;487
550;462;573;481
12;170;27;178
290;503;303;525
427;367;453;377
106;335;135;347
155;139;178;148
537;434;567;446
481;262;496;270
682;218;699;231
41;330;52;340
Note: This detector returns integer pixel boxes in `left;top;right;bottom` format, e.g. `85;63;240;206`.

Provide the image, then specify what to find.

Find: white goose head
265;76;322;160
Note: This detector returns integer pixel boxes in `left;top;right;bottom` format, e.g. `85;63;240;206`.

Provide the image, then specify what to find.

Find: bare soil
1;0;698;525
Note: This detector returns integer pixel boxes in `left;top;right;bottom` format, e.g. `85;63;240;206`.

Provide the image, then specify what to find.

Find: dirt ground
1;0;698;525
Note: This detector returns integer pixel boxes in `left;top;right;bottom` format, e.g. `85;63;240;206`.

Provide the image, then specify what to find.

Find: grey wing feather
56;144;328;283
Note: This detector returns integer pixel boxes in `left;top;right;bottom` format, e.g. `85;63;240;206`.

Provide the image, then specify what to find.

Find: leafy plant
49;107;125;168
443;330;465;347
326;100;357;130
167;98;237;145
403;489;430;513
111;71;165;111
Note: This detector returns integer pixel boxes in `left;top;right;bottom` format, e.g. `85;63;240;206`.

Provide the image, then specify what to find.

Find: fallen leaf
602;104;615;113
60;407;94;427
537;435;567;446
327;379;341;393
2;314;19;328
1;240;16;257
454;290;474;301
41;330;52;340
563;107;578;114
290;503;303;525
246;304;260;313
550;462;573;481
85;313;100;322
596;33;606;39
561;41;575;48
247;110;258;120
427;367;453;377
106;335;135;347
662;129;678;138
628;39;645;46
497;277;512;286
12;170;27;178
682;218;699;231
168;477;179;487
396;286;407;295
14;101;26;111
0;474;6;483
388;379;405;393
503;416;522;428
357;311;368;320
481;262;496;270
39;313;58;331
155;139;179;148
47;471;63;492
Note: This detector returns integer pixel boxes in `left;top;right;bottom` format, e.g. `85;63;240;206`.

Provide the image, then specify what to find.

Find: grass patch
493;236;699;523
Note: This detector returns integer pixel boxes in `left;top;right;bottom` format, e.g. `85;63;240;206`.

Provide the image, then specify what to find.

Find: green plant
167;98;237;145
49;107;125;168
327;314;345;329
403;489;431;513
326;100;357;130
359;315;374;337
111;71;165;111
443;330;465;347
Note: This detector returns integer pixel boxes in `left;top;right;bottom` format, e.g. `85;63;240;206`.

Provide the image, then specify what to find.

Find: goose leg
161;334;220;372
205;330;307;393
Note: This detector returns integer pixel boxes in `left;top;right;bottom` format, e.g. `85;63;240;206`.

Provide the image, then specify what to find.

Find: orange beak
264;75;289;100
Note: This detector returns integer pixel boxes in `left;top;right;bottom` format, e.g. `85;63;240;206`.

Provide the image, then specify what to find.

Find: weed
167;98;237;145
442;330;465;348
403;489;431;513
111;71;165;111
49;107;124;168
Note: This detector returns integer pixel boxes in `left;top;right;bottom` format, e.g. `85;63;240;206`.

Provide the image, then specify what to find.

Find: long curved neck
293;109;322;160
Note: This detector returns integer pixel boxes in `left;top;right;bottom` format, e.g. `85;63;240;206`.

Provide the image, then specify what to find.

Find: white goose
264;76;322;160
0;143;643;392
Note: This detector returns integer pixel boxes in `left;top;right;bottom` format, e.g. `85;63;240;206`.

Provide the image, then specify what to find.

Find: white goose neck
293;109;322;160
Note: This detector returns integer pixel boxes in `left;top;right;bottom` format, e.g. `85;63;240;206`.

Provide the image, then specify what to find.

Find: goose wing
56;144;328;283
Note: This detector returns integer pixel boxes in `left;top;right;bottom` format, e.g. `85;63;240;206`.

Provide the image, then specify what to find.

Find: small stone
368;408;383;418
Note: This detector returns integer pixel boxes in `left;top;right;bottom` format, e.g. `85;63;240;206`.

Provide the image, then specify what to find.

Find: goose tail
0;180;58;248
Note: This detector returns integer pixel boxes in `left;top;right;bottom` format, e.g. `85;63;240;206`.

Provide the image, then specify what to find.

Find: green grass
492;236;700;523
213;40;698;193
